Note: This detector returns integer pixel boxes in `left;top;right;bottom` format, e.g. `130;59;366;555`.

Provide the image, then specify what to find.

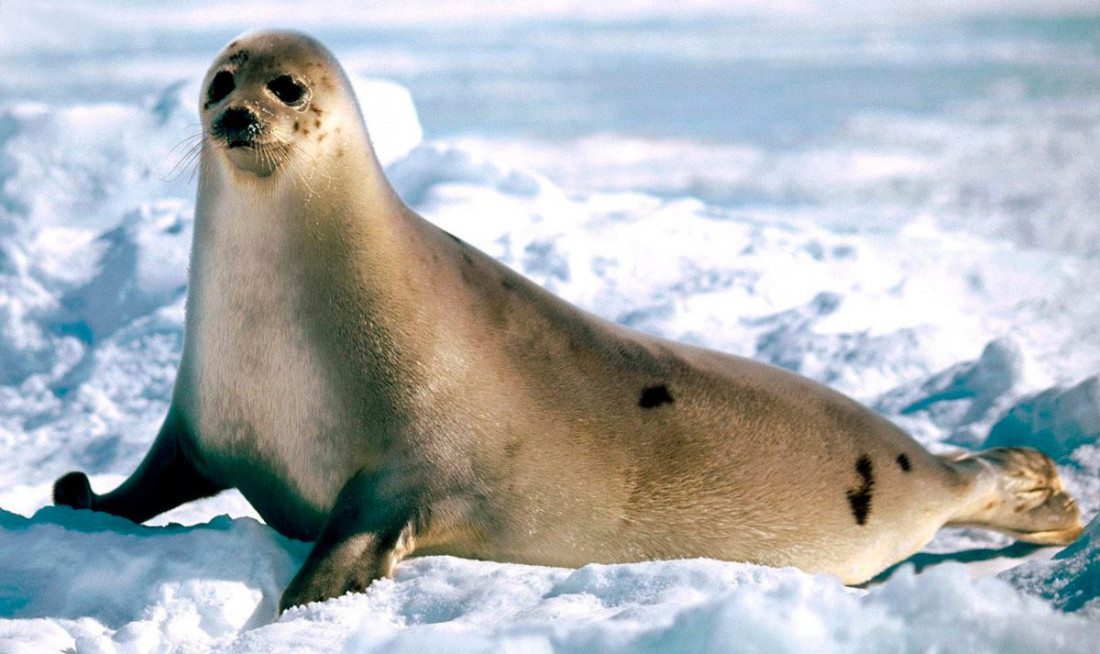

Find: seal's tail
942;446;1083;545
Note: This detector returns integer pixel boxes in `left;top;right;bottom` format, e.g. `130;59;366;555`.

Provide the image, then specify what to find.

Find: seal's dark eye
268;75;306;105
207;71;235;105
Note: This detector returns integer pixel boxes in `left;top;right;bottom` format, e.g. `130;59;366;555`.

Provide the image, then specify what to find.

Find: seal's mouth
220;136;288;154
216;133;291;177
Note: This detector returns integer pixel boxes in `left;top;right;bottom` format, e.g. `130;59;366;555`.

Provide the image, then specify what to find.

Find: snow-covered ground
1;1;1099;651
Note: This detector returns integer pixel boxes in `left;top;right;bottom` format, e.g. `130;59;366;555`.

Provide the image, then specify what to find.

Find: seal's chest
186;246;352;514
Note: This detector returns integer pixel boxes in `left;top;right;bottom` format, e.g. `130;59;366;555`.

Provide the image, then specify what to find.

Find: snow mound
0;508;301;632
984;377;1100;461
876;338;1025;447
351;78;424;168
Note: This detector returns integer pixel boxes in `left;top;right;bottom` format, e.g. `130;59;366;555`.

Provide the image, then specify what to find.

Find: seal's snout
215;107;260;148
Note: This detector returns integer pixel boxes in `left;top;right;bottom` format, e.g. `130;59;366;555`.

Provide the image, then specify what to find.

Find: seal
52;30;1084;612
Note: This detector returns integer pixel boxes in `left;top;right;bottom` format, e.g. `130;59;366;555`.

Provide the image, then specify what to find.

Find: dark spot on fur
303;128;311;136
293;120;300;132
313;119;322;128
311;106;324;115
228;50;249;66
318;132;327;143
461;252;473;266
846;455;874;526
856;455;873;482
896;453;911;472
504;439;522;458
502;276;519;292
639;385;674;409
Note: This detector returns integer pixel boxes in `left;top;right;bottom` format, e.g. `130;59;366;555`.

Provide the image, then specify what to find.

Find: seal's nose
216;107;259;147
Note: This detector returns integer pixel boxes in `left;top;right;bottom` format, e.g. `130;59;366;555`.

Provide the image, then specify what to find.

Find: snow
1;1;1098;652
2;508;1097;653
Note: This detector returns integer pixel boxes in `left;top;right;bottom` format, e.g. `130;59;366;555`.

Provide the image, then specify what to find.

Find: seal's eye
207;71;235;105
268;75;307;106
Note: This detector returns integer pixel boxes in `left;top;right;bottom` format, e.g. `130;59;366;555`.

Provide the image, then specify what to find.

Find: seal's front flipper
944;447;1084;546
279;470;417;612
52;410;225;524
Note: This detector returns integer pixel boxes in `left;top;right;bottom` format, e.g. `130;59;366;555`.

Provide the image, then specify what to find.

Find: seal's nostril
216;107;261;147
220;107;257;132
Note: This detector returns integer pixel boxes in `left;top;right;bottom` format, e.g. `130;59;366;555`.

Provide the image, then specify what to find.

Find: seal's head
200;30;358;178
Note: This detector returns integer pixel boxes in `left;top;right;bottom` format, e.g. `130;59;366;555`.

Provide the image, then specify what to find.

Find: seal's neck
194;123;405;257
187;135;434;401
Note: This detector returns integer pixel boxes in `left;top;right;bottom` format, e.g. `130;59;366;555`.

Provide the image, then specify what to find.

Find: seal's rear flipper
944;447;1083;546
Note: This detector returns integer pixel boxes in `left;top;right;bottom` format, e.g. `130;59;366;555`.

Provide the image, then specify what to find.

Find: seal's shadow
864;540;1043;586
